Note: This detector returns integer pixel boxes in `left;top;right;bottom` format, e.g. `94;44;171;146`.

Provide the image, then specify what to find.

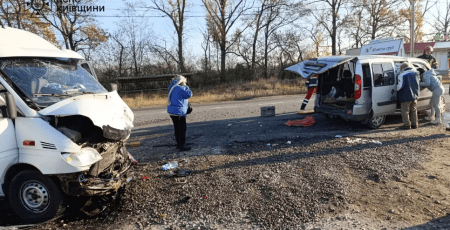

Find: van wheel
8;170;66;223
367;114;385;129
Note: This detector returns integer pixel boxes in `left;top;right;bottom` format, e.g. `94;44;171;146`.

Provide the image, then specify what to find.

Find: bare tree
202;0;252;82
37;0;107;51
345;3;367;48
432;0;450;35
360;0;402;40
146;0;188;72
0;0;58;44
399;0;437;43
311;0;349;55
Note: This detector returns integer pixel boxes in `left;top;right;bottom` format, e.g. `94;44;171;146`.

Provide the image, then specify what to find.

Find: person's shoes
399;125;411;130
177;145;191;151
431;118;442;125
411;125;418;129
300;105;306;110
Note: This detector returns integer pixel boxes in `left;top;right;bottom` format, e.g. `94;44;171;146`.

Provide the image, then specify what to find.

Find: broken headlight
62;147;103;167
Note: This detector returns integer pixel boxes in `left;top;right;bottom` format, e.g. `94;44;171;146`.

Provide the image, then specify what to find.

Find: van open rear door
285;56;357;78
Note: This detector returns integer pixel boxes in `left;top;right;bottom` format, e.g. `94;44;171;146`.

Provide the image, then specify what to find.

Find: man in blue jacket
397;63;420;129
167;75;193;151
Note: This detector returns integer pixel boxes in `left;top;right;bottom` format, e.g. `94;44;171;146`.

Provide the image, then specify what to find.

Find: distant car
0;27;134;223
286;55;444;128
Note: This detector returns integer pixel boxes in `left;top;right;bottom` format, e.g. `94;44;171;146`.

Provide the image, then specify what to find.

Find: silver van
286;55;443;128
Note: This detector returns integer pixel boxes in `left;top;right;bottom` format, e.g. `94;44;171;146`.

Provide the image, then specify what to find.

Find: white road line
211;106;238;110
258;102;284;106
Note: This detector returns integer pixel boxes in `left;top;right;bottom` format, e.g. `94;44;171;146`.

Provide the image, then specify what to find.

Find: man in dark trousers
300;75;318;110
397;63;420;129
417;46;437;69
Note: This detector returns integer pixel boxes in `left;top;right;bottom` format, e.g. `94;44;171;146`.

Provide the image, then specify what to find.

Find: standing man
397;63;420;130
300;75;318;110
417;46;437;69
167;75;193;151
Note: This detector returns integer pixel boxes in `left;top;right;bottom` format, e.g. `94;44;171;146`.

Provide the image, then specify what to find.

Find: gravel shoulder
28;121;450;230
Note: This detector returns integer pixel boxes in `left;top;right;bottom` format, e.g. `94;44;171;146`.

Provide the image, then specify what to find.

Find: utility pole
411;0;415;57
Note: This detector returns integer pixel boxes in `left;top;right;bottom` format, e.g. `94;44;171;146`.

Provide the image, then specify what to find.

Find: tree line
0;0;447;91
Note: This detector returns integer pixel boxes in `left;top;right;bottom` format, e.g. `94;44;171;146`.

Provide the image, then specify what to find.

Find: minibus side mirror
5;92;17;119
110;83;118;92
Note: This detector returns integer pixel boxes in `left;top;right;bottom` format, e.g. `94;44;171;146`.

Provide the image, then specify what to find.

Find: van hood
285;56;356;78
38;91;134;139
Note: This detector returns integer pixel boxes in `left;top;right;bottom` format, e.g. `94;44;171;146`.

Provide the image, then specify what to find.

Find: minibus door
371;62;397;117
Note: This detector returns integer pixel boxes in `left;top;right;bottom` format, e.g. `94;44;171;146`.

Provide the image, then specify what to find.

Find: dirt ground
20;122;449;230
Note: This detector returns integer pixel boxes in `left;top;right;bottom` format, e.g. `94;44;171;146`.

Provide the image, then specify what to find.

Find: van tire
367;114;386;129
8;170;66;223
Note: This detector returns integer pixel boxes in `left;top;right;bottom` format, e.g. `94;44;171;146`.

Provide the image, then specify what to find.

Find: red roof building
404;42;435;56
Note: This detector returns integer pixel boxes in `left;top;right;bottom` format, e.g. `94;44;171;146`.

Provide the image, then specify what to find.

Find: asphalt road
128;84;450;163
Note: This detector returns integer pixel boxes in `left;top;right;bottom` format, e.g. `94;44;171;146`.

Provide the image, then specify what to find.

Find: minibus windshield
0;58;107;107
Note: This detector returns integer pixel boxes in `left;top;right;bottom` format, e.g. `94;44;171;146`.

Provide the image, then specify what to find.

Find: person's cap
400;62;410;70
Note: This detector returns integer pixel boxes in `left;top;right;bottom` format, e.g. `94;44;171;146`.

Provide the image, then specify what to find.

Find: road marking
211;106;237;110
258;102;284;106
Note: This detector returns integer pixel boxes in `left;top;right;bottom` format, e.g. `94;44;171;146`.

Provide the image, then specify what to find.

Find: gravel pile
31;135;431;230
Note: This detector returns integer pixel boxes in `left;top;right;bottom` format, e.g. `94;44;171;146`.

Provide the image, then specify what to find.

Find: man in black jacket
397;63;420;129
417;46;437;69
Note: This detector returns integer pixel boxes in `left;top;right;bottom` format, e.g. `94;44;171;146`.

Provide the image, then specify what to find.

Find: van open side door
285;56;357;78
371;62;397;117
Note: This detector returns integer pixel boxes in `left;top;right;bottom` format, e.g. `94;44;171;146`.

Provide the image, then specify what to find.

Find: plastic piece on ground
174;169;192;177
297;110;315;114
130;142;141;147
335;135;343;138
141;176;148;180
204;195;208;199
128;153;138;164
287;141;292;144
162;162;179;170
126;177;133;182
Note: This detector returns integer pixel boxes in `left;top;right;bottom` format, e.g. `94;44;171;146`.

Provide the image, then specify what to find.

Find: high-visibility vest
305;75;318;88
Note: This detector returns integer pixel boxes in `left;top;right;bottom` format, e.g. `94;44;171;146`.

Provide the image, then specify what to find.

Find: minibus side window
362;64;372;87
381;63;395;85
372;64;383;86
372;63;395;87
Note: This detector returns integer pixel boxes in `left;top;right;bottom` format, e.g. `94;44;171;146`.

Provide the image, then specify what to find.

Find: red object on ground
285;116;316;127
204;196;208;199
141;176;148;180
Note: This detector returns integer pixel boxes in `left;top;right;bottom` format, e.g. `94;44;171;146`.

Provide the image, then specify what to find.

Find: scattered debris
228;124;232;126
267;143;271;146
141;176;148;180
174;169;192;177
345;137;382;145
286;141;292;144
335;135;343;138
162;162;179;171
126;177;133;182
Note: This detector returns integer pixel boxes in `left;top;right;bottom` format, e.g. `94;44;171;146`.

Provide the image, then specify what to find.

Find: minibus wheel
367;114;385;129
8;170;66;223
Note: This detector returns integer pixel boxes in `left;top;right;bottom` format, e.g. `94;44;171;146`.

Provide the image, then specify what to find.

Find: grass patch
122;78;308;108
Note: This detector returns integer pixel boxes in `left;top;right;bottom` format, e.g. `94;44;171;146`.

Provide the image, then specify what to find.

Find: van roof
318;54;428;62
0;27;84;60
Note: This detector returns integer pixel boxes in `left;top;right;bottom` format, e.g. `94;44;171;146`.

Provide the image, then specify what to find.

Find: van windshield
0;58;107;107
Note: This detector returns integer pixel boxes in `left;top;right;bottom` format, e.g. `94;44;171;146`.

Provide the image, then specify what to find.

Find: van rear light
354;74;362;100
23;140;35;146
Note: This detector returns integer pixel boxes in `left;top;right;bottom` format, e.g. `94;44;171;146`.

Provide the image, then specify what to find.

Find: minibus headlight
62;147;103;167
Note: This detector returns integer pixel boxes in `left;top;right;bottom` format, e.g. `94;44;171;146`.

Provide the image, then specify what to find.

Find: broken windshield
0;59;107;107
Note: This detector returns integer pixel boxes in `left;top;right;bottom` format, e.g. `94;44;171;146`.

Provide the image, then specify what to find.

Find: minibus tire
367;114;385;129
8;170;66;223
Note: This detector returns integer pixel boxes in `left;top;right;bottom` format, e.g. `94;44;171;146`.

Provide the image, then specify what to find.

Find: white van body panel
38;91;134;130
14;118;93;174
0;118;19;196
0;27;83;60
